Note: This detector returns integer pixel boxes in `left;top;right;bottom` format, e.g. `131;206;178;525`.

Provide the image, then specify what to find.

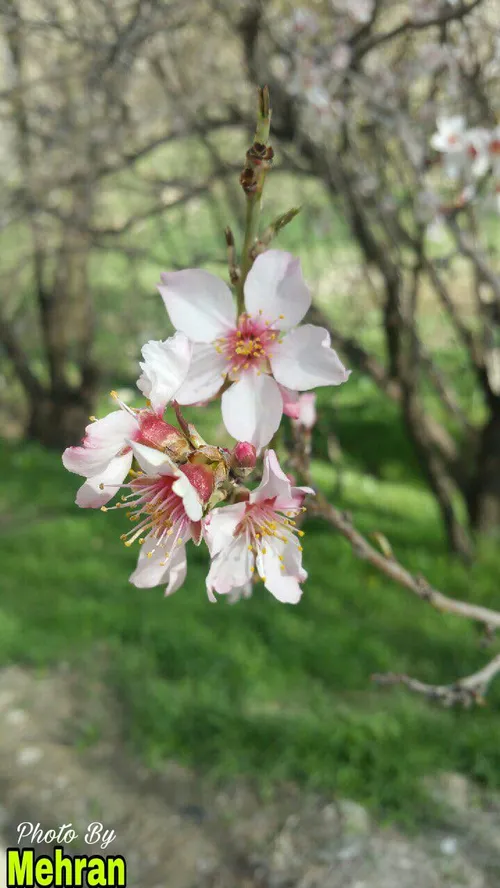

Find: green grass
1;378;500;826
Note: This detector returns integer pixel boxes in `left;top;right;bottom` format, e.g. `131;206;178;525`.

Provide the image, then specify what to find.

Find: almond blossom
204;450;314;604
110;442;204;597
158;250;349;451
62;334;191;507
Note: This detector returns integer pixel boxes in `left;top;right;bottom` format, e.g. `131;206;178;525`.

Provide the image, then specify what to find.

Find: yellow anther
99;483;105;490
248;545;253;551
298;545;303;552
139;538;145;545
298;530;305;537
147;551;153;558
279;314;285;319
89;415;97;422
262;547;267;554
101;506;108;512
250;566;255;573
110;390;118;398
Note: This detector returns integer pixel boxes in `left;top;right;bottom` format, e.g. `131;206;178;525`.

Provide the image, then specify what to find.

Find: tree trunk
26;380;97;450
467;408;500;535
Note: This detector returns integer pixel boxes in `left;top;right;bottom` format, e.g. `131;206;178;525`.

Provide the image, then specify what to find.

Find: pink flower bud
138;413;191;459
232;441;257;470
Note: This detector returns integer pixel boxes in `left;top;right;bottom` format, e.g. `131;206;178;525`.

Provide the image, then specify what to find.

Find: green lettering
34;857;53;887
7;849;33;887
107;857;126;886
86;858;106;887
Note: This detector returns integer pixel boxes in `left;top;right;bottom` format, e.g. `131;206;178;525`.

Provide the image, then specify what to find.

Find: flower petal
271;324;350;391
279;384;300;419
62;410;137;477
244;250;311;330
171;471;203;522
75;451;133;508
256;546;303;604
129;536;186;595
221;372;282;451
203;502;246;558
158;269;236;342
175;342;227;405
252;449;292;504
136;333;192;415
206;533;253;599
130;441;179;477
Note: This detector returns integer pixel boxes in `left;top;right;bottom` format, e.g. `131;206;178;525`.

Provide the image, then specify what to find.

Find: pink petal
244;250;311;331
252;449;292;504
221;372;282;452
279;384;301;419
75;451;133;508
271;324;350;391
158;269;236;342
136;333;192;415
175;342;227;405
62;410;137;477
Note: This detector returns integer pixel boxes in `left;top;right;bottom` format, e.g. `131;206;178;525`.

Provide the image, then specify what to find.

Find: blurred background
1;0;500;885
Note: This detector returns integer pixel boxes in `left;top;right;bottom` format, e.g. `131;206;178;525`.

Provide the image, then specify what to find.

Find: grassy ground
1;375;499;826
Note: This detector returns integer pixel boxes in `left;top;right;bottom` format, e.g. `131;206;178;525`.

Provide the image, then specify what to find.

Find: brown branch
308;492;500;630
355;0;483;56
373;652;500;707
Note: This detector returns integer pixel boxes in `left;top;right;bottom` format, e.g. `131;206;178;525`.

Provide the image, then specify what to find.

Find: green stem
237;193;261;313
236;87;272;315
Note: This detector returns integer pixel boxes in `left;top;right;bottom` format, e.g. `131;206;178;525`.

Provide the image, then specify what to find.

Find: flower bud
230;442;257;477
138;413;191;460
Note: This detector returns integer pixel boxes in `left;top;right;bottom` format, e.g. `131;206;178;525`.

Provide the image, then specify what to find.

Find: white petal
271;325;350;391
206;534;253;598
171;472;203;522
130;441;177;476
256;546;303;604
252;449;292;504
203;502;246;558
158;269;236;342
129;539;170;588
175;342;227;405
75;451;133;508
136;333;192;415
164;544;188;595
221;372;282;452
62;410;137;477
129;537;187;596
244;250;311;330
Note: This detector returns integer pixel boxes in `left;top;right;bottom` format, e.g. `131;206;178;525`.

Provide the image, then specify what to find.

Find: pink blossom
113;442;203;597
294;393;317;430
62;333;191;507
158;250;349;451
204;450;314;604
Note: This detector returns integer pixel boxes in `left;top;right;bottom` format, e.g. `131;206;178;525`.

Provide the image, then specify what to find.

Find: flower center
102;474;188;555
234;498;305;575
215;313;281;379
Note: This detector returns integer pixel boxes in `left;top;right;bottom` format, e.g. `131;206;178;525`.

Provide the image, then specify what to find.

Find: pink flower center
102;474;195;559
490;139;500;155
215;313;281;378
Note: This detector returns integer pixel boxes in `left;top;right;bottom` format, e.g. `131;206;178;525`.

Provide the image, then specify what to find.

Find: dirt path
0;664;499;887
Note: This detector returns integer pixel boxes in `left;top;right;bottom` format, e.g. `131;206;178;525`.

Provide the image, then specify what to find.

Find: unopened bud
230;441;257;477
138;413;191;460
